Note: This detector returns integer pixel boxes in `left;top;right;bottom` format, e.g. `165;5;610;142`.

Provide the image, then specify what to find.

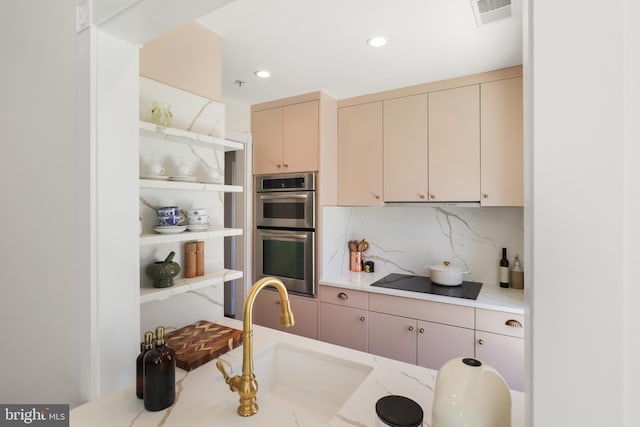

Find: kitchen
2;1;639;426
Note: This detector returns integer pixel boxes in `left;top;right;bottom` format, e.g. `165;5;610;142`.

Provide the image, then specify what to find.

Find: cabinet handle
374;194;381;200
275;300;280;305
359;316;365;322
505;319;523;328
419;328;425;334
418;193;425;200
429;194;436;199
337;292;349;300
478;339;485;345
482;193;489;199
283;163;289;168
276;163;282;169
408;326;414;331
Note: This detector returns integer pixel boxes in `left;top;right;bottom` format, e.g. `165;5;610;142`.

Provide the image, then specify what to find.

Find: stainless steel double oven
254;172;316;297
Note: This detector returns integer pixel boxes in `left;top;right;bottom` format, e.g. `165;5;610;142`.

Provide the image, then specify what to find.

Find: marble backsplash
320;206;524;287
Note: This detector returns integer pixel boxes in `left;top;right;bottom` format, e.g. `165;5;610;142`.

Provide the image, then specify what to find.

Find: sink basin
220;342;373;422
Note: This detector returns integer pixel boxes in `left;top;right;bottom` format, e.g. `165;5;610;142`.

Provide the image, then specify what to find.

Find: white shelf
140;269;243;304
139;121;245;152
140;227;243;246
139;179;243;192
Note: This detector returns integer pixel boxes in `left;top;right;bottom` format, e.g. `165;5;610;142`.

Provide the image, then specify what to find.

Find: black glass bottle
143;326;176;411
136;331;154;399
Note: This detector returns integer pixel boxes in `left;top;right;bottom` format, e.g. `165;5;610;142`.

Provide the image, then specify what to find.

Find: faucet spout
216;277;295;417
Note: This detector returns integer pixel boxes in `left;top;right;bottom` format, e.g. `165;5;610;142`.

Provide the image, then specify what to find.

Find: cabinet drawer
319;286;368;309
369;293;474;329
476;308;524;338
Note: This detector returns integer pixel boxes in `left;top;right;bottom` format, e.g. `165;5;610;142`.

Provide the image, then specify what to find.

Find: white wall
0;0;92;406
94;30;141;399
0;0;234;409
623;1;640;424
222;96;251;132
527;0;640;425
93;0;234;45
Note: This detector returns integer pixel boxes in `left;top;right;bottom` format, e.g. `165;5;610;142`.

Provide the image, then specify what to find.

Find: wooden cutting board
164;320;243;371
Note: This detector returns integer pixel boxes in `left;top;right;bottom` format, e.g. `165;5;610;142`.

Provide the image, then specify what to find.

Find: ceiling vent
470;0;512;26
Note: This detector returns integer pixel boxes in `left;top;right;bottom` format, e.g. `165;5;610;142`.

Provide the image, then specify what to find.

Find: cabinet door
368;311;417;364
252;107;283;175
428;85;480;201
283;101;319;173
480;77;523;206
319;302;368;352
417;320;475;371
383;94;429;202
337;102;383;206
475;331;524;391
252;290;282;331
286;295;318;339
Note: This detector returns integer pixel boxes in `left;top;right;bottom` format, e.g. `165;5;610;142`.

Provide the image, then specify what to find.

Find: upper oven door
256;190;315;229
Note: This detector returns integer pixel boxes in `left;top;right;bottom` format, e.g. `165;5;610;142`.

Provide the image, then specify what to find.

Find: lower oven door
254;228;315;297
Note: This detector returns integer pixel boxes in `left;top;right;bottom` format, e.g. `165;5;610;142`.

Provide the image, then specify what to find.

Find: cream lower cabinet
337;102;383;206
317;286;523;390
252;289;318;340
475;308;525;391
318;303;368;352
318;286;368;352
416;320;475;370
367;311;475;369
368;311;417;364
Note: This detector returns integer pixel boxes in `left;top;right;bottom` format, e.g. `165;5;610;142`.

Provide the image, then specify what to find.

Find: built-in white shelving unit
139;120;244;306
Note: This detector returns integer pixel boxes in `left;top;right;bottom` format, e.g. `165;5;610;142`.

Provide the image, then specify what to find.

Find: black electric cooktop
370;273;483;300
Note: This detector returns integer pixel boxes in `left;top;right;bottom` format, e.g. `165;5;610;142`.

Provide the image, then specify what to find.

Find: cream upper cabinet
283;101;319;173
252;107;284;175
252;100;319;175
383;94;429;202
338;102;383;206
480;77;523;206
427;85;481;202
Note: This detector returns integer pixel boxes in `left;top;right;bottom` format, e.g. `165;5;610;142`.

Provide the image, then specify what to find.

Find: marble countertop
320;271;525;315
71;317;524;426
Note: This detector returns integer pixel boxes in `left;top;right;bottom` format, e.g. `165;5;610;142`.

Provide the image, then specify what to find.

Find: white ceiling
197;0;522;106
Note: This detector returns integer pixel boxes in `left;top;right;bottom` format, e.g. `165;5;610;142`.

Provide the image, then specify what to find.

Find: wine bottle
499;248;510;288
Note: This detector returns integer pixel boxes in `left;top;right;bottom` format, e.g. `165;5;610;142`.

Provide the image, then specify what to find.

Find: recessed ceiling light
367;36;387;48
255;70;271;79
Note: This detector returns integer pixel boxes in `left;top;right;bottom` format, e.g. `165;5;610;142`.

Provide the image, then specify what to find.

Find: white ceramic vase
432;357;511;427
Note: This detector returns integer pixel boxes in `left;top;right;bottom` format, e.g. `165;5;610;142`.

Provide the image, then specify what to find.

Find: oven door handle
258;194;309;200
259;231;309;241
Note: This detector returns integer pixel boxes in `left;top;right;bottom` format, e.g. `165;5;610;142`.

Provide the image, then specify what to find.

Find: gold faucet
216;277;295;417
